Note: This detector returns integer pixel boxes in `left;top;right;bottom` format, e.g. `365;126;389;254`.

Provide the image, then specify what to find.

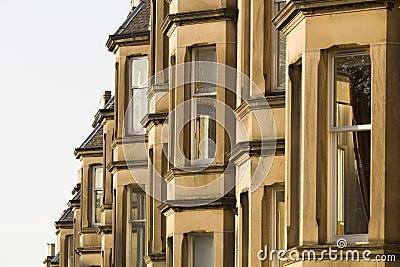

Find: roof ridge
115;1;146;35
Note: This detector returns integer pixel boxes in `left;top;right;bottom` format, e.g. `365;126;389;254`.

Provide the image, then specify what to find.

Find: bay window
329;51;371;242
129;56;148;134
128;187;146;267
191;46;217;163
92;165;103;225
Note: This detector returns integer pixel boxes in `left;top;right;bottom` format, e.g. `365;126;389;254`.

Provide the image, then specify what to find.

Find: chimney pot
130;0;141;8
47;243;55;257
100;90;112;109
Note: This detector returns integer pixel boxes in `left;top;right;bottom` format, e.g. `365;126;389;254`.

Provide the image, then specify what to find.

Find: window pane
274;0;285;15
131;57;148;88
274;0;286;90
336;131;369;235
132;88;148;132
277;31;286;89
131;229;138;266
195;97;216;160
130;191;146;220
66;235;74;267
95;191;102;223
94;167;103;189
193;47;217;94
131;225;145;267
130;189;146;267
193;235;214;267
334;54;371;127
275;190;285;250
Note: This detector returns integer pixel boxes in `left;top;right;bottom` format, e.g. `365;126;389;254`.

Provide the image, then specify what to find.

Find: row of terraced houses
43;0;400;266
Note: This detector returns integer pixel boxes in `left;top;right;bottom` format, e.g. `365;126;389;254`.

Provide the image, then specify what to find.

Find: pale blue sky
0;0;129;265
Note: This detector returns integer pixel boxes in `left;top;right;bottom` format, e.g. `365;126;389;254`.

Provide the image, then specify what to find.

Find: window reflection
332;53;371;237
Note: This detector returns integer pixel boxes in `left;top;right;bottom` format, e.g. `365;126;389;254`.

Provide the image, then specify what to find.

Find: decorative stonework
161;8;239;36
273;0;395;32
229;138;285;166
236;94;285;120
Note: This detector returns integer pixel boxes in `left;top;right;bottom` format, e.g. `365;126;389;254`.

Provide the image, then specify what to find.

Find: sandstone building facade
44;0;400;266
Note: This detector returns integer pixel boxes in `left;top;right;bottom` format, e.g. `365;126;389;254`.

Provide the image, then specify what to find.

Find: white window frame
128;55;149;135
271;0;287;92
190;46;217;165
127;186;146;267
188;233;215;267
92;165;103;226
327;50;371;244
270;186;285;266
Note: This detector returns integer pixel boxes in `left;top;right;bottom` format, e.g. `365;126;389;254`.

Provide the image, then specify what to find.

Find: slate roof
57;208;73;223
114;0;150;36
71;190;81;202
50;253;60;264
106;0;150;51
75;124;103;152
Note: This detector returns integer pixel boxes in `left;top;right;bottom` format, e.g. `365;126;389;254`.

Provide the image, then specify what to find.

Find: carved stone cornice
74;246;102;255
106;160;148;173
161;8;239;36
228;138;285;166
106;33;150;53
159;196;236;215
236;94;285;120
68;199;80;209
54;221;73;229
144;253;166;264
273;0;396;33
163;164;227;182
111;135;148;149
74;148;103;159
147;82;169;100
92;108;114;128
266;92;286;108
141;112;169;129
78;227;98;235
95;225;112;235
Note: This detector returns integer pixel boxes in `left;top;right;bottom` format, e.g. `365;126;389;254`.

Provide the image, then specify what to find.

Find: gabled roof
106;0;151;51
56;208;73;223
118;1;150;36
74;124;103;155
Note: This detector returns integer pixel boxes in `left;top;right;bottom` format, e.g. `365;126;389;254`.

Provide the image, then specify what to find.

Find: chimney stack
47;243;55;257
130;0;141;9
100;90;112;109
